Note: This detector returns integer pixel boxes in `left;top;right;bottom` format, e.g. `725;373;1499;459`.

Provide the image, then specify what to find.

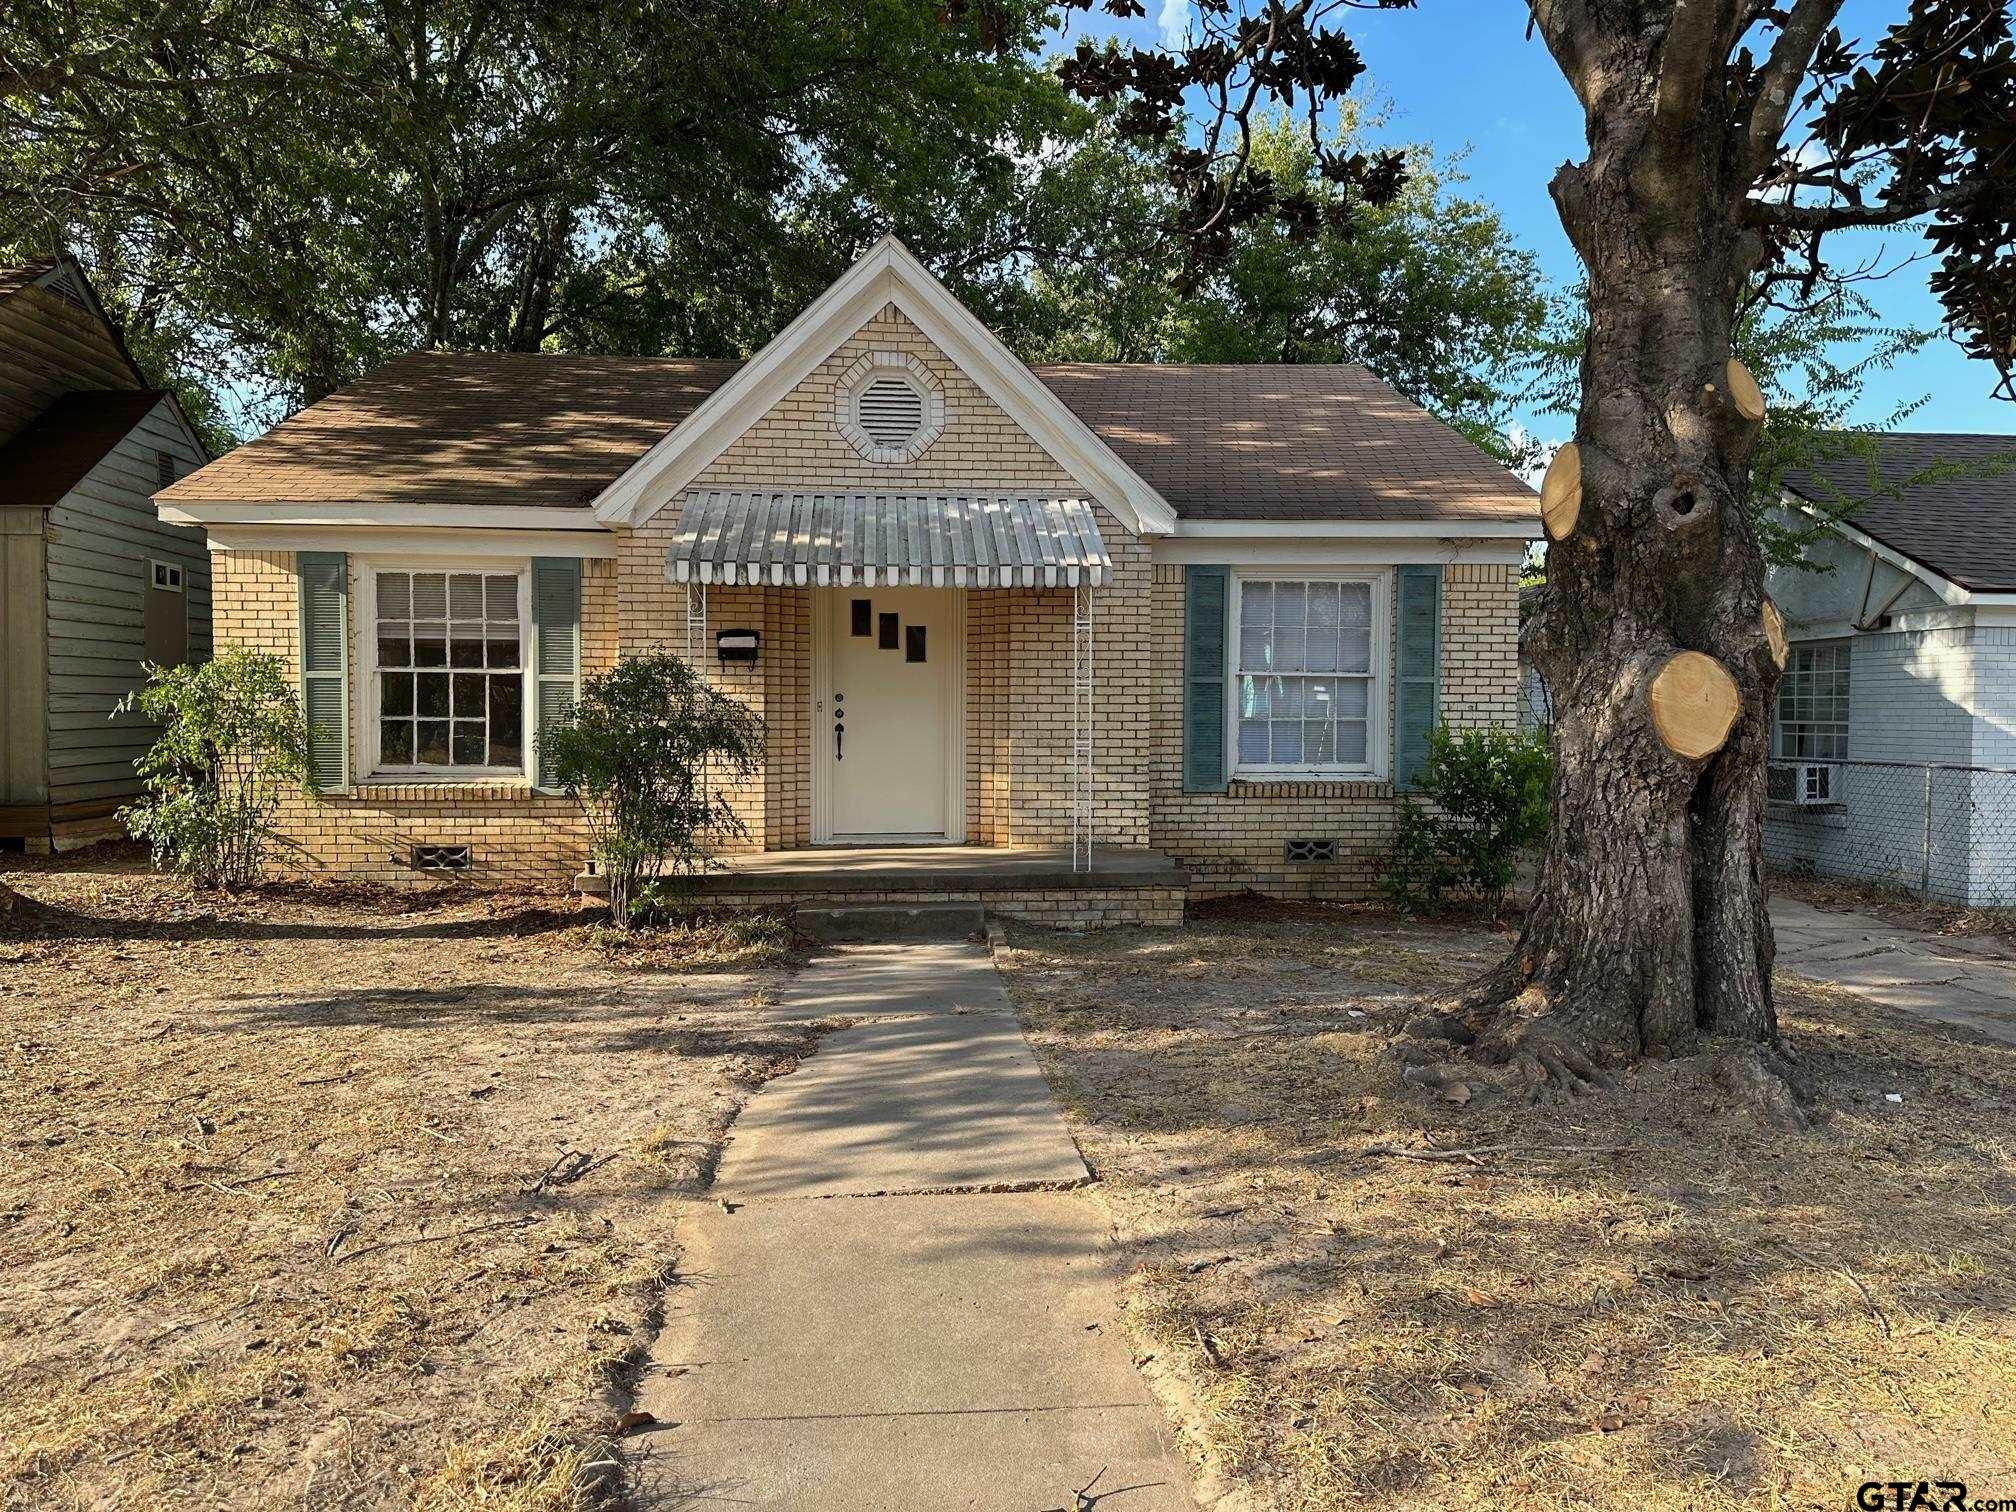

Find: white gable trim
1779;490;1976;607
592;236;1177;538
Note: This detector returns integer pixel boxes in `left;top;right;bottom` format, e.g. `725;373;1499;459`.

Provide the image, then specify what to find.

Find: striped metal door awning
663;490;1113;587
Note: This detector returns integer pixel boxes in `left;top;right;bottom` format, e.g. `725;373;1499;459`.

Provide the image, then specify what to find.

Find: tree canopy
1022;107;1549;454
1;0;1077;431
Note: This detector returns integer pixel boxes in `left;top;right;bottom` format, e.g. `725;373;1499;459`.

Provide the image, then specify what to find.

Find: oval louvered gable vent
856;377;925;449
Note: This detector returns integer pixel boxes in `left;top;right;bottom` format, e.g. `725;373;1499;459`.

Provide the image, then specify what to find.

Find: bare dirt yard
0;847;821;1510
997;897;2016;1512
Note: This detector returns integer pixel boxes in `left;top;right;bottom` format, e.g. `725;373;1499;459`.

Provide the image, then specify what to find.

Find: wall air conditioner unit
1767;761;1838;806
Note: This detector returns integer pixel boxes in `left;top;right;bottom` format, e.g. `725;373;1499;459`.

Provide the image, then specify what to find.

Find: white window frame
357;558;532;780
1773;637;1851;762
149;559;185;592
1228;568;1392;782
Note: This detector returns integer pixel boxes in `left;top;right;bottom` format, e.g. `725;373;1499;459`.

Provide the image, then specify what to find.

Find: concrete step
796;901;985;943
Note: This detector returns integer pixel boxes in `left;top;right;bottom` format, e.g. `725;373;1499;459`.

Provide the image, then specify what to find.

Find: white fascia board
1779;490;1971;607
1173;519;1537;539
592;234;1178;538
156;501;611;532
1156;534;1528;566
203;524;617;558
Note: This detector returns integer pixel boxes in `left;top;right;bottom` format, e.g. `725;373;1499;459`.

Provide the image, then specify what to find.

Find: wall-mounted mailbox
716;629;761;663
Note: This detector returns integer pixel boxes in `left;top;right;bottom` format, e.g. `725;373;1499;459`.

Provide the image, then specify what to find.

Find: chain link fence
1765;759;2016;907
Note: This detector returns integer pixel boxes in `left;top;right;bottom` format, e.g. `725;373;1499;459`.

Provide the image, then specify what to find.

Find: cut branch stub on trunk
1540;442;1582;542
1649;651;1741;760
1716;358;1766;423
1762;599;1789;670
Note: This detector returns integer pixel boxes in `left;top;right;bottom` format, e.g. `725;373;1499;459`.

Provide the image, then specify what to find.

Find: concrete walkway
634;942;1196;1511
1772;898;2016;1045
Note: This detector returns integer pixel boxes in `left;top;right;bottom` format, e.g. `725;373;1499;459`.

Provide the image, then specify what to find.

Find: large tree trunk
1456;23;1784;1070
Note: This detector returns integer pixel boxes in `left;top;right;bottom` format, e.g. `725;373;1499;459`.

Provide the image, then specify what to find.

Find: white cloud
1158;0;1190;50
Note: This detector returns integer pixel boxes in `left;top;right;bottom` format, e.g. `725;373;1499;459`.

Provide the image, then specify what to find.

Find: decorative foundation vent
1282;837;1339;865
411;844;474;872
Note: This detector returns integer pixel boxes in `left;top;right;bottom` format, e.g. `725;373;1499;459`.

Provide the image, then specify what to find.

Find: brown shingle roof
0;390;169;512
1034;362;1534;524
162;352;742;508
1783;433;2016;594
163;349;1537;527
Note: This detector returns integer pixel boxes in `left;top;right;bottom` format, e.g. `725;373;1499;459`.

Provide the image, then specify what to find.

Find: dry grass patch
0;848;816;1508
997;903;2016;1512
1775;869;2016;947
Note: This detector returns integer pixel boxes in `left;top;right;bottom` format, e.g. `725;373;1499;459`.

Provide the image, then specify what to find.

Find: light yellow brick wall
209;547;613;887
207;300;1520;901
615;305;1154;852
1147;560;1520;900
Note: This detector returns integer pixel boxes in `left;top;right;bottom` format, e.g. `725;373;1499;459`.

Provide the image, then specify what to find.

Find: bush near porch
0;848;814;1508
996;901;2016;1512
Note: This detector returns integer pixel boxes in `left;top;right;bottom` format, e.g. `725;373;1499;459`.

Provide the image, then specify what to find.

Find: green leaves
116;650;318;890
1381;724;1552;917
535;652;765;927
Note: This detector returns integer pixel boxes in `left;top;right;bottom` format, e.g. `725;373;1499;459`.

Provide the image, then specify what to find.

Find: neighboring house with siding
154;237;1532;924
1764;433;2016;905
0;257;211;853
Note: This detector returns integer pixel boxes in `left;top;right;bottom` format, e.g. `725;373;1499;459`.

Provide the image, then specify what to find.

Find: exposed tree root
1711;1043;1820;1131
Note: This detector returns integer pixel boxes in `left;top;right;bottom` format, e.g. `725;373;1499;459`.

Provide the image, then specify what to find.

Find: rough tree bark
1453;3;1788;1076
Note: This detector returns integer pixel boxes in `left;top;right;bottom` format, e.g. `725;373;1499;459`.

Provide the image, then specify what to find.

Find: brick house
156;237;1535;924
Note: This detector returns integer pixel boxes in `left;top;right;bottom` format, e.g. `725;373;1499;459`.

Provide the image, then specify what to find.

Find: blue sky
1069;0;2013;444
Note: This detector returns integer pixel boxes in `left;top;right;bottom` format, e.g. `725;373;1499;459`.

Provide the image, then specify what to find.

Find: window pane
1240;676;1272;719
1240;621;1274;672
1337;720;1369;764
1333;678;1370;719
416;720;451;765
452;673;487;718
1305;720;1335;764
377;573;410;618
382;672;414;717
1238;718;1270;765
452;723;486;766
378;629;411;668
413;625;448;667
486;635;520;669
379;720;413;765
1306;583;1341;671
1240;581;1272;627
448;573;484;619
1272;583;1306;672
449;630;485;668
485;574;518;621
1340;625;1372;673
490;679;523;765
1274;678;1305;719
410;573;448;619
416;672;450;718
1271;720;1304;762
1340;583;1372;626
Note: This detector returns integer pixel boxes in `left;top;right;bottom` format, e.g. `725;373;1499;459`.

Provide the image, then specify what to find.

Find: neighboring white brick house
1763;435;2016;905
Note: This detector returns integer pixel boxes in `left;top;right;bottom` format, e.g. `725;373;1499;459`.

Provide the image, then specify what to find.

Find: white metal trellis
1071;581;1095;873
684;581;709;678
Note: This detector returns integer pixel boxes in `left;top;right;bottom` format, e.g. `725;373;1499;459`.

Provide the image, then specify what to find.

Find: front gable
593;236;1175;537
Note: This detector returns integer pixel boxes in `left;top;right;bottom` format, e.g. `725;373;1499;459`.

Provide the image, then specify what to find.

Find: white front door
816;587;962;843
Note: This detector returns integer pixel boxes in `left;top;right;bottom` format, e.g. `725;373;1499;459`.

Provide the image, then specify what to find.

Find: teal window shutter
296;552;349;791
1394;565;1442;790
1183;565;1229;793
531;558;581;792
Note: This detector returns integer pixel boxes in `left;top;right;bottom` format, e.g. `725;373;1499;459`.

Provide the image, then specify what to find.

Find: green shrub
1381;724;1551;917
117;650;319;889
536;651;764;928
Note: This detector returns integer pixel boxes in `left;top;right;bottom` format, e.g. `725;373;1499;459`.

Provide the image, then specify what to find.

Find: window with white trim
1231;573;1386;778
370;568;526;773
1773;640;1850;761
